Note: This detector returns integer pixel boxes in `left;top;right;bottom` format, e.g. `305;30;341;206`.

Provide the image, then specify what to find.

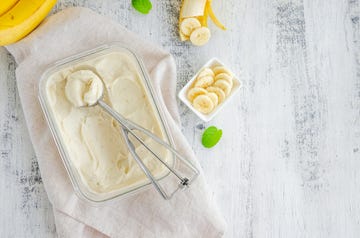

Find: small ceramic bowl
178;58;242;122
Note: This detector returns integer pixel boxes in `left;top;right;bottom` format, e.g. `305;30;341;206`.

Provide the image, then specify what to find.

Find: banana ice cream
45;51;171;194
64;70;103;107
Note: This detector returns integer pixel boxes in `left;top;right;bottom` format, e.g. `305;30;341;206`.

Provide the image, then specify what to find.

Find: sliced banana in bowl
213;66;233;76
178;57;243;122
198;68;215;78
206;92;219;107
193;94;214;114
194;75;214;88
213;79;232;96
207;86;226;104
187;87;207;101
215;73;233;87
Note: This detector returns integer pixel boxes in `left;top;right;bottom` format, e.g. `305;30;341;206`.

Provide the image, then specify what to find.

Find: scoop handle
98;99;198;177
97;100;199;199
98;100;172;199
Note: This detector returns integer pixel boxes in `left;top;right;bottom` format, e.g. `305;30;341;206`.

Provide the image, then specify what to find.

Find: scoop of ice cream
65;70;104;107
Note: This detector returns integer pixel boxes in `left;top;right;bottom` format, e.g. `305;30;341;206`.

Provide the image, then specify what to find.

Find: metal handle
98;100;198;199
120;127;170;199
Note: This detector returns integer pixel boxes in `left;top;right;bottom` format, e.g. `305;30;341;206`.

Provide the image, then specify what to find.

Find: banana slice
214;79;232;96
212;66;233;76
197;67;215;78
180;17;201;36
192;94;214;114
206;0;226;30
207;92;219;107
194;75;214;88
215;73;233;87
207;86;226;103
190;26;211;46
179;31;189;41
187;87;207;101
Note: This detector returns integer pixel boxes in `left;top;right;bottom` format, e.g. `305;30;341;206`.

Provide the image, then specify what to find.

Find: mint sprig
132;0;152;14
202;126;222;148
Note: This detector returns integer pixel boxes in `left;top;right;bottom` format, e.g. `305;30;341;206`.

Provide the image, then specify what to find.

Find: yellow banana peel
0;0;18;16
201;7;209;27
0;0;56;46
206;0;226;30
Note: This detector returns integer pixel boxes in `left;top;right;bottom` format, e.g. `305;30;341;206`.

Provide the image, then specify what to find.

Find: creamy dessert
45;51;171;194
64;70;103;107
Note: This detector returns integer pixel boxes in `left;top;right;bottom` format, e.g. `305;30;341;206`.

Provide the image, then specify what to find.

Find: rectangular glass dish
38;43;195;203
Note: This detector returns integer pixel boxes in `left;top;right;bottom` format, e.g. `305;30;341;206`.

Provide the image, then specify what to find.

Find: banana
206;0;226;30
190;26;211;46
194;75;214;88
0;0;56;46
215;73;233;87
207;86;226;103
179;31;189;41
0;0;18;16
197;67;214;78
212;66;233;76
214;79;232;96
179;0;226;46
202;4;209;27
192;94;214;114
180;17;201;36
206;86;226;104
187;87;207;101
180;0;207;18
207;92;218;107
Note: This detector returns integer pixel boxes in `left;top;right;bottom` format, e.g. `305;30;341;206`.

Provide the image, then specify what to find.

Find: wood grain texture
1;0;360;237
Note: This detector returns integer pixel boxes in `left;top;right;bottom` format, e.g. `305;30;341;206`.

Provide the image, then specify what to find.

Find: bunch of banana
187;66;234;114
179;0;226;46
0;0;56;46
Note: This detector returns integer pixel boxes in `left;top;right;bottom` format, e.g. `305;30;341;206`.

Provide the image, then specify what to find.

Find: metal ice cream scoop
70;72;199;200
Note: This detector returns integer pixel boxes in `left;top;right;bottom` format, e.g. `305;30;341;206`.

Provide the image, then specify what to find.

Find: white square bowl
178;58;242;122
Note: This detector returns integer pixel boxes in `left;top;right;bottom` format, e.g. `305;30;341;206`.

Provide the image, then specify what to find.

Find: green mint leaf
201;126;222;148
132;0;152;14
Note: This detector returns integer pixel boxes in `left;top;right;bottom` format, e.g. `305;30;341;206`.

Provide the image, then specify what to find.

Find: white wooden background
1;0;360;237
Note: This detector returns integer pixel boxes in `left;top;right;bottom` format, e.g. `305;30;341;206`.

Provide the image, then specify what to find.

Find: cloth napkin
6;7;226;238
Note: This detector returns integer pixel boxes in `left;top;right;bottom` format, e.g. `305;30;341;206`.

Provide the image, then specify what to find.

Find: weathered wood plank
0;48;56;237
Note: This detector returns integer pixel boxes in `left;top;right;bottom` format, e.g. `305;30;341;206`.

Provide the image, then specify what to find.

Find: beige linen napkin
6;7;226;238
